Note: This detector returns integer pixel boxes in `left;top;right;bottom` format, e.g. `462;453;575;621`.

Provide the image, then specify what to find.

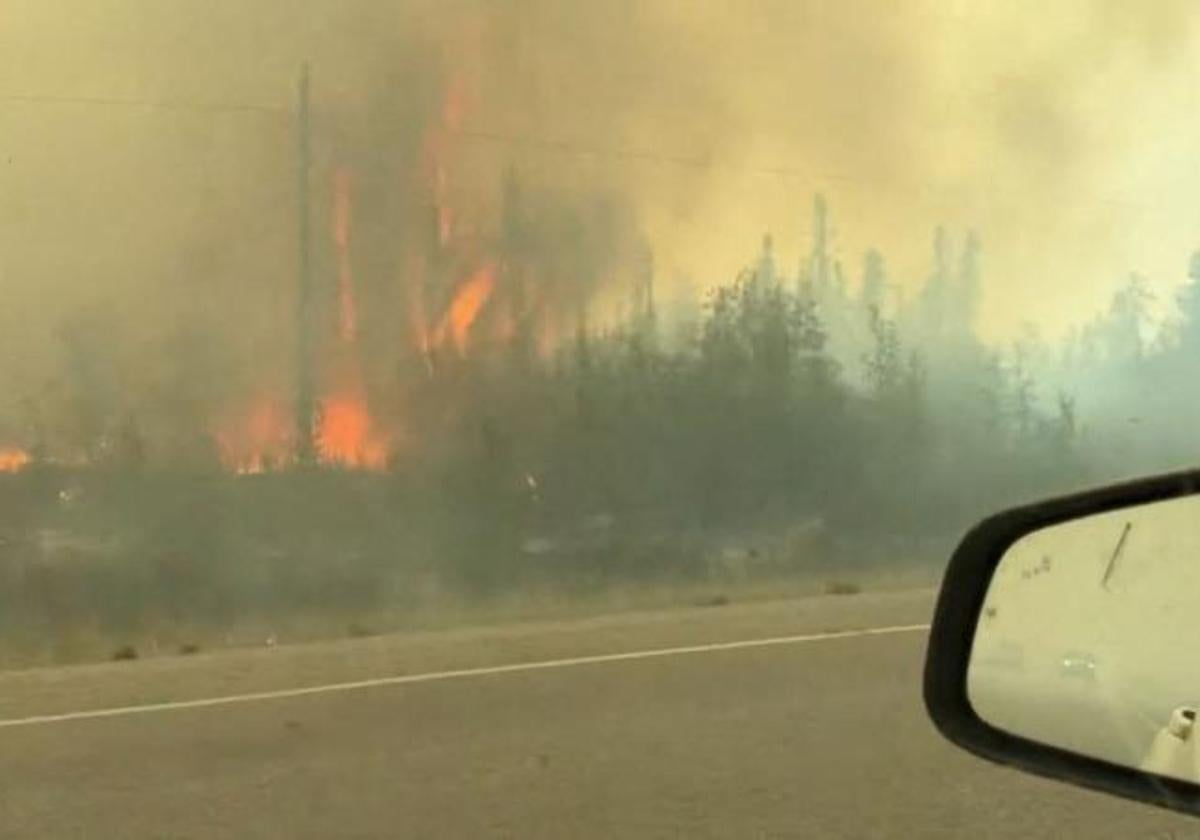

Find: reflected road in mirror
968;493;1200;784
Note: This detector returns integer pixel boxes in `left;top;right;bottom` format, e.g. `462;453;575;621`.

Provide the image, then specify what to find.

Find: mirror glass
968;493;1200;783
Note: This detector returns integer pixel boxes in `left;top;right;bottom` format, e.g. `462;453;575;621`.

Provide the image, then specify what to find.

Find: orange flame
215;396;292;474
0;447;31;473
316;389;389;470
311;163;390;471
431;262;496;355
205;173;372;476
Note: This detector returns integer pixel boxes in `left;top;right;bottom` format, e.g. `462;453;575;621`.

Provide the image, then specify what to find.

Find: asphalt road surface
0;590;1196;838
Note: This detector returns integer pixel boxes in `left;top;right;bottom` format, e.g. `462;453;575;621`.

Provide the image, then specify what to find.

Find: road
0;590;1196;838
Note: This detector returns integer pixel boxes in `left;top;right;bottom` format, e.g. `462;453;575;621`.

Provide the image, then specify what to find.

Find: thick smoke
3;1;1200;449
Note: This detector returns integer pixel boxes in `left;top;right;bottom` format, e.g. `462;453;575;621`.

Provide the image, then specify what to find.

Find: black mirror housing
924;467;1200;817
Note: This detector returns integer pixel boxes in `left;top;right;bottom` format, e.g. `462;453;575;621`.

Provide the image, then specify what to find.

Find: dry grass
0;560;944;672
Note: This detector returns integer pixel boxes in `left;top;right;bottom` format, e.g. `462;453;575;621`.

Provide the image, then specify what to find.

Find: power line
0;92;287;115
0;91;857;183
449;126;859;184
0;90;1178;215
451;126;1173;217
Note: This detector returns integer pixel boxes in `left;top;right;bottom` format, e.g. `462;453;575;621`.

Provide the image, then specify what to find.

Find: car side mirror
924;469;1200;817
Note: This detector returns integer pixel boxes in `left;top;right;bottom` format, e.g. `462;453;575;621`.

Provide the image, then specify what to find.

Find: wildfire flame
315;165;390;471
316;390;389;470
214;396;292;474
3;35;597;478
215;165;392;475
431;261;496;355
0;447;31;473
203;63;506;475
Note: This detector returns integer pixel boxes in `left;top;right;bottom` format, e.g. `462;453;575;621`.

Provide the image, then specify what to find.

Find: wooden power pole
295;62;316;466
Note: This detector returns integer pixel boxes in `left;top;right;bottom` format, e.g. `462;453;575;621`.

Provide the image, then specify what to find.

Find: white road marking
0;623;929;729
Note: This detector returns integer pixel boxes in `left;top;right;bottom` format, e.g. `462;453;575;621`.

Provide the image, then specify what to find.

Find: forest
1;191;1197;664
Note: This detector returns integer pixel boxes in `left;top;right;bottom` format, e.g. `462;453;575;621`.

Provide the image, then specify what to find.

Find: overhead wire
0;92;288;115
0;89;1173;215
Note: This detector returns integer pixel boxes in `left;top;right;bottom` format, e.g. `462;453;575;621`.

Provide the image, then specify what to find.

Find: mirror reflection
968;493;1200;783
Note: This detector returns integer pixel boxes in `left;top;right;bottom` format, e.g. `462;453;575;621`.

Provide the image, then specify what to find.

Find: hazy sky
4;0;1200;374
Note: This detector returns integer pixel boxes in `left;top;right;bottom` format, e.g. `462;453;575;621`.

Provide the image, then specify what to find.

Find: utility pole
294;62;317;466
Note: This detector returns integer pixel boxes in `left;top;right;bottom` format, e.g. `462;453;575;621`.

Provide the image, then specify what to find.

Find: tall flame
216;165;391;475
208;64;500;474
431;262;496;355
315;165;390;471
